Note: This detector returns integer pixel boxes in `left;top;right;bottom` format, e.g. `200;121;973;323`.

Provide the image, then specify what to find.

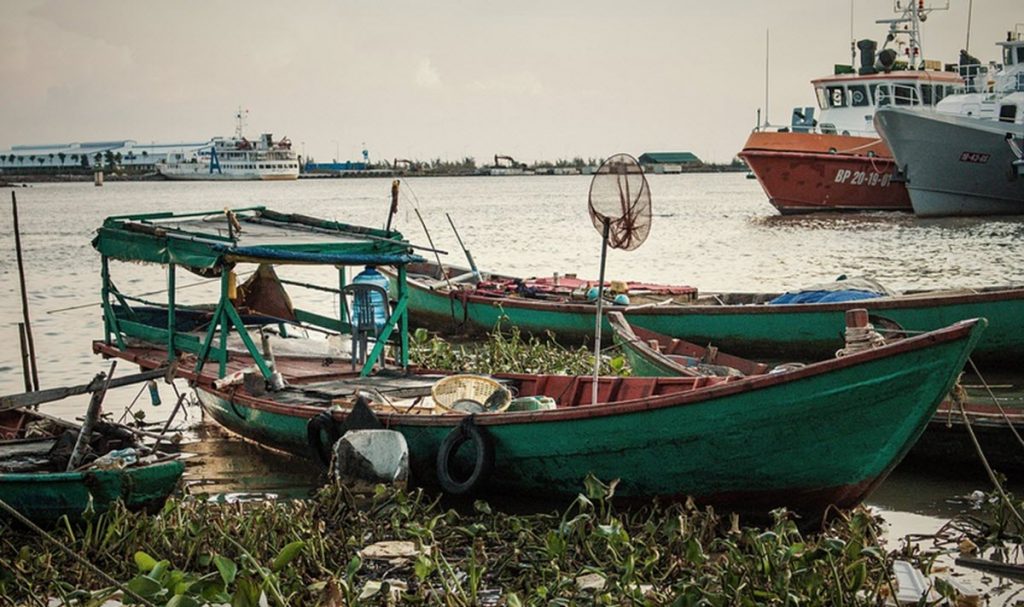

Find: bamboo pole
18;323;31;392
12;192;40;391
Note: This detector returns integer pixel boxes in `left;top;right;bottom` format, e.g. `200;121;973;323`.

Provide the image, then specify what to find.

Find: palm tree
93;152;103;166
48;153;54;165
58;152;66;166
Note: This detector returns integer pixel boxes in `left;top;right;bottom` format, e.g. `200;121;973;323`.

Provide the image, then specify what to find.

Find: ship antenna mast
234;106;249;139
876;1;949;71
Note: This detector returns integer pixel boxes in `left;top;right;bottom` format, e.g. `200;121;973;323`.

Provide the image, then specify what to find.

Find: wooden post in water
66;361;117;471
18;323;32;392
12;192;40;391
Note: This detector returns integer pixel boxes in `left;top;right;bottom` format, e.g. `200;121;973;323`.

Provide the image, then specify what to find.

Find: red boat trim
94;317;979;428
404;275;1024;318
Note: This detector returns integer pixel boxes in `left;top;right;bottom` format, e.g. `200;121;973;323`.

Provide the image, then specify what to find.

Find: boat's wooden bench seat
516;375;729;407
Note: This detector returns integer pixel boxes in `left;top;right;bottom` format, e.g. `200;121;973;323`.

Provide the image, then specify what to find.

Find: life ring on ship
306;411;341;469
435;416;494;495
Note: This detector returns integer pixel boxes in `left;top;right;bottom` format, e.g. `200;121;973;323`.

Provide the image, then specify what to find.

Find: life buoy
306;410;341;470
436;416;494;495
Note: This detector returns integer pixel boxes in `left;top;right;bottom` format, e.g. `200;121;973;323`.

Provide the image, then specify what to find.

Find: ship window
849;85;869;107
874;84;891;106
1004;46;1023;66
826;85;846;107
815;87;828;110
999;104;1017;123
921;84;933;105
893;84;919;105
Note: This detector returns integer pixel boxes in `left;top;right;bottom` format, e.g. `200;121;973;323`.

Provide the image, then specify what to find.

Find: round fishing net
587;154;651;251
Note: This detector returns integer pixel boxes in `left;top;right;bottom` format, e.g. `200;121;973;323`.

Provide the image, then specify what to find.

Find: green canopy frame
93;207;426;379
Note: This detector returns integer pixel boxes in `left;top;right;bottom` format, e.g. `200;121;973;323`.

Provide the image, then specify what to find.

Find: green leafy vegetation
0;480;922;606
409;326;630;377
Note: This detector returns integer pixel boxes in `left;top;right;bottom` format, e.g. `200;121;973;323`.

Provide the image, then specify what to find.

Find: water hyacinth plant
0;478;941;606
409;326;629;377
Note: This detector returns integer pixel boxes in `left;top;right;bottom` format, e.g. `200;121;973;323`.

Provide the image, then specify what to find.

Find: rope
952;381;1024;528
0;496;158;607
835;324;887;357
967;357;1024;452
116;381;151;424
834;140;881;155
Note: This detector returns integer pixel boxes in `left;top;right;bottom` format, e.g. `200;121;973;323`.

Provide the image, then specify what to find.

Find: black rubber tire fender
306;410;341;470
436;416;494;495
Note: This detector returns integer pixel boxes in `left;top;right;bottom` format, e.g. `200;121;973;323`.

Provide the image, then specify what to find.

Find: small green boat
390;261;1024;369
0;409;184;524
88;207;986;514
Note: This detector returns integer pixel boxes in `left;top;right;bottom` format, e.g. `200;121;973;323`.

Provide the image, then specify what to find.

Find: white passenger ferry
158;110;299;181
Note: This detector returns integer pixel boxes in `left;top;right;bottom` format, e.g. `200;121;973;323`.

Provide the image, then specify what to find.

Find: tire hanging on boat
306;395;382;470
436;416;494;495
306;411;341;470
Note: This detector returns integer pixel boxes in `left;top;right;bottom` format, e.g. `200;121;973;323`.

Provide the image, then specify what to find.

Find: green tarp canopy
92;207;425;269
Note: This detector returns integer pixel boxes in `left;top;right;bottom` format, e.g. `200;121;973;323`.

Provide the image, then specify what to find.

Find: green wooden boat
609;311;1024;473
389;261;1024;369
607;311;771;378
86;206;988;514
98;317;983;514
0;409;184;524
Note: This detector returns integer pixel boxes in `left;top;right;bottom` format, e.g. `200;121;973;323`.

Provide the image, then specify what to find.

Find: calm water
2;175;1023;597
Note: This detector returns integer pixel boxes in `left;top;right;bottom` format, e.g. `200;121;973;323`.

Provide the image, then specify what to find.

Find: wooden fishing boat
607;311;772;378
0;407;184;524
389;261;1024;369
609;311;1024;473
89;207;986;514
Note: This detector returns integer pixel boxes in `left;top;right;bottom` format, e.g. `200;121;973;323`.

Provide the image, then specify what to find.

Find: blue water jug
352;266;390;331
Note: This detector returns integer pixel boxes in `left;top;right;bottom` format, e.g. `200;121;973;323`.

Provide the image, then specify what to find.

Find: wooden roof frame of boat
92;207;426;380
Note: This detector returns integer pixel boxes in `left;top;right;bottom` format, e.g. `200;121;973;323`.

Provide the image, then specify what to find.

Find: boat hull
158;165;298;181
193;320;982;514
874;107;1024;217
0;460;184;524
739;131;910;213
401;272;1024;369
611;314;1024;472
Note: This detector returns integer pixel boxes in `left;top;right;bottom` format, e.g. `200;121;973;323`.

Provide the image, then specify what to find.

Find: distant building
638;152;703;174
0;140;210;172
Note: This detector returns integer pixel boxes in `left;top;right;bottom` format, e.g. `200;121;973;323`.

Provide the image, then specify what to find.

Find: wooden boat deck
97;341;734;414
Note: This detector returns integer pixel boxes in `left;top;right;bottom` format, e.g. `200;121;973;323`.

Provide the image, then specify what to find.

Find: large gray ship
874;32;1024;217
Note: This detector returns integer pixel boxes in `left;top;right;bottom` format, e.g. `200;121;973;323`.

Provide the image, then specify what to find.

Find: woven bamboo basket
431;375;505;412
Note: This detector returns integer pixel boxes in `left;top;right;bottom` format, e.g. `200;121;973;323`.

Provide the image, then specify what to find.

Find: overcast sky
1;1;1018;163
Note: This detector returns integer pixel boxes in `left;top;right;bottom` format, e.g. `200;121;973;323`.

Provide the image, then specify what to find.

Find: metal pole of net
592;218;611;404
586;154;652;405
